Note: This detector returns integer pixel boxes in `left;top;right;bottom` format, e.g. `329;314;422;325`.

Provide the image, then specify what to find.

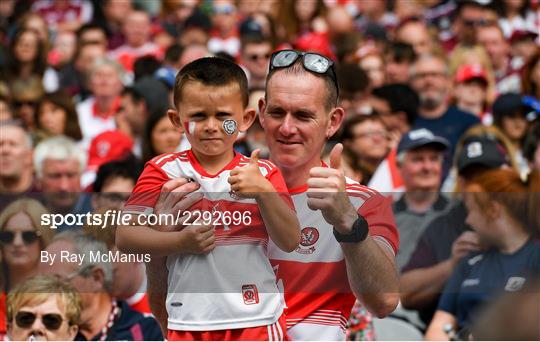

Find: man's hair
384;41;417;63
336;63;369;98
372;84;419;125
0;122;33;149
164;44;184;63
266;59;338;111
409;53;448;78
240;35;272;54
76;23;107;41
33;136;86;179
51;231;113;292
523;122;540;163
93;155;143;193
173;57;249;108
88;57;125;81
7;276;82;326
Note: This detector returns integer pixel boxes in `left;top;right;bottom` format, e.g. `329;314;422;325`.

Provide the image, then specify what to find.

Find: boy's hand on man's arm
228;149;274;198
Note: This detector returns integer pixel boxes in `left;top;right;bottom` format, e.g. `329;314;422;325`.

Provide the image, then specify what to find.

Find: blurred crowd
0;0;539;340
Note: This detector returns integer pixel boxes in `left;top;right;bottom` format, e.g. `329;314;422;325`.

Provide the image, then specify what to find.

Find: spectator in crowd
410;53;480;177
31;0;93;35
6;276;81;341
340;114;390;184
4;28;47;83
495;0;537;38
0;124;34;193
336;63;370;116
33;136;89;220
425;168;540;340
393;128;450;270
153;43;184;88
384;41;417;85
49;31;77;71
280;0;327;42
476;23;521;94
76;23;108;49
492;93;532;173
370;83;419;148
400;135;511;326
523;122;540;171
141;110;184;163
62;42;107;99
17;13;50;46
39;231;163;340
133;55;162;82
118;76;170;157
10;76;45;131
0;97;14;122
358;48;385;90
99;0;133;50
510;29;538;65
444;1;495;51
109;10;162;73
452;64;490;122
240;35;273;90
177;9;213;47
395;18;435;56
35;91;82;145
522;49;540;100
208;0;241;57
76;57;124;151
1;199;54;295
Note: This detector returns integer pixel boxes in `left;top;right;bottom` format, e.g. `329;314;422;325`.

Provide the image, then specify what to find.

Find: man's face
8;295;78;341
93;176;134;212
456;5;486;44
477;27;508;67
399;146;443;190
76;44;106;75
39;159;81;211
90;64;123;99
501;114;528;141
242;42;272;79
385;56;411;84
411;58;448;110
120;93;145;135
0;126;32;178
346;119;389;161
396;22;432;55
123;12;151;47
260;72;338;171
79;28;107;48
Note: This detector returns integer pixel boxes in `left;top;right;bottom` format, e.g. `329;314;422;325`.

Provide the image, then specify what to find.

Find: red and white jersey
269;173;398;341
76;97;117;152
123;150;293;331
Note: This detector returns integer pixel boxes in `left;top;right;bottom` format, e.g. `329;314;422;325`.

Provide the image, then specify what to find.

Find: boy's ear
167;109;183;133
240;107;257;133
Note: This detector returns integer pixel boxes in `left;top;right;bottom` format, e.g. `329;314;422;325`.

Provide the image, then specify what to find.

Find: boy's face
454;80;486;108
169;81;255;158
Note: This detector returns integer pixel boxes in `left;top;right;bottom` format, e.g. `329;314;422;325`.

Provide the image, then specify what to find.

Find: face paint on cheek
183;121;196;135
222;119;237;135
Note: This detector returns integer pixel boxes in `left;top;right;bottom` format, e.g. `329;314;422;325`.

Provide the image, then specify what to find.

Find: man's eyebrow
265;105;286;112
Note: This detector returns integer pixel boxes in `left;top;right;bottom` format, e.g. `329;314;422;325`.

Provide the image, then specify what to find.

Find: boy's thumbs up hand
228;149;273;198
306;143;359;234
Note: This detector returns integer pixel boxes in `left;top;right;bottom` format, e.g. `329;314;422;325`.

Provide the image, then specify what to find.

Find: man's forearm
400;259;454;309
146;258;169;336
341;237;399;318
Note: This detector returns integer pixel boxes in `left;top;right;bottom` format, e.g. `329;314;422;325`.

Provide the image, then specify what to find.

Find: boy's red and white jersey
268;176;398;341
124;150;293;331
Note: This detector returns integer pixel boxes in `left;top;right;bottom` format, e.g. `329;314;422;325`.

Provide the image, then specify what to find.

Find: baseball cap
510;29;538;44
87;130;133;170
455;64;488;85
492;93;526;119
397;128;450;154
457;136;507;173
131;76;170;114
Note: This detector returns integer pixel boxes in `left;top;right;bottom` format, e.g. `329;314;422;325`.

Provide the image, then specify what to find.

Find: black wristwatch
333;215;369;243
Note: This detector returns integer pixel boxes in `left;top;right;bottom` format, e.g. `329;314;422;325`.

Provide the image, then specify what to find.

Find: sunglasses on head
269;50;339;99
15;311;64;330
0;231;40;245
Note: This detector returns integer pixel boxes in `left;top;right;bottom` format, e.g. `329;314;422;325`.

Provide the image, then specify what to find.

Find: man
476;24;521;94
6;276;81;341
149;52;400;340
395;19;434;56
39;231;163;340
400;136;509;326
410;54;480;177
393;128;450;270
119;76;169;156
384;42;417;84
0;123;34;193
33;136;90;223
240;35;272;89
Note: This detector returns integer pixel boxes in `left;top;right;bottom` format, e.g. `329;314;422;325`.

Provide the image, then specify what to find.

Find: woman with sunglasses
6;275;81;341
0;199;54;337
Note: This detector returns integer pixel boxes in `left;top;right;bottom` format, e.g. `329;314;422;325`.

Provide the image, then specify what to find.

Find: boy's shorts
167;315;288;341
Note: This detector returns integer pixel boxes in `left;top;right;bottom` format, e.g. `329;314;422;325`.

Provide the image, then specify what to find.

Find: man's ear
326;107;345;139
68;324;79;340
167;109;183;133
240;108;256;132
90;267;106;292
258;97;266;128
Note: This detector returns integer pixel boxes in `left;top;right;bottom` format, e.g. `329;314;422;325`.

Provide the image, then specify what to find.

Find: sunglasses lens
273;50;298;67
304;54;330;73
42;314;63;330
0;232;14;244
22;231;39;244
15;312;36;328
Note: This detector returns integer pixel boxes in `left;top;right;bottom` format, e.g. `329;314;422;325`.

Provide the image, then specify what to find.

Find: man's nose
58;176;72;192
278;114;297;136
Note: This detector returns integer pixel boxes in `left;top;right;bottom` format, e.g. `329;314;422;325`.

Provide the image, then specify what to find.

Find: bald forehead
266;71;327;111
1;125;31;148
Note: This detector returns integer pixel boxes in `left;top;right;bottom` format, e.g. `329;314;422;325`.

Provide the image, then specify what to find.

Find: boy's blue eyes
190;113;232;119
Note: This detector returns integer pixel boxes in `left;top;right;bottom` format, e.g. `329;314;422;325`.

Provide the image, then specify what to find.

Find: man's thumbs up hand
329;143;343;171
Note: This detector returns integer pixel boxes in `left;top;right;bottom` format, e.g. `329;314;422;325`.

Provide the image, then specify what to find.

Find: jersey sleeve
263;161;295;211
123;160;170;216
358;193;399;255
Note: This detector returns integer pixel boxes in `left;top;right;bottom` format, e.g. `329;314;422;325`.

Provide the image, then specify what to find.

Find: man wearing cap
118;76;169;157
453;64;490;123
400;136;509;326
393;128;450;270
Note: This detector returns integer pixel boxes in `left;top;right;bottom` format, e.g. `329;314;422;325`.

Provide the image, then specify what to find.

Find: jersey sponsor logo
505;277;526;292
462;278;480;287
242;284;259;305
296;227;319;254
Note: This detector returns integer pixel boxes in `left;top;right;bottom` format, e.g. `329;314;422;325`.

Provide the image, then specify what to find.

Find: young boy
116;57;300;340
